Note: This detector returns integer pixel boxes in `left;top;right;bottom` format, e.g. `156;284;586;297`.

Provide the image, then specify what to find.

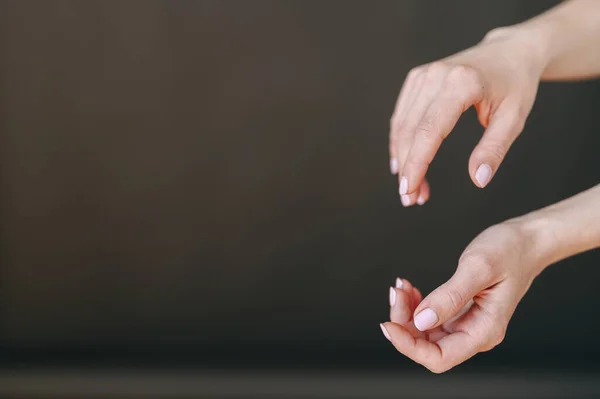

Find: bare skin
382;0;600;373
382;184;600;373
390;0;600;206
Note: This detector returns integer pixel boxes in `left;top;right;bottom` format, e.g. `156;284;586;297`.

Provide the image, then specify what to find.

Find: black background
0;0;598;371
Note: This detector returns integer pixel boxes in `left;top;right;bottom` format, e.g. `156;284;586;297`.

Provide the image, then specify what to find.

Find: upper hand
390;27;546;206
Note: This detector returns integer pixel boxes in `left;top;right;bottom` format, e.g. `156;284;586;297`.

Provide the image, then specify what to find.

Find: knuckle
426;61;447;78
418;110;438;131
481;141;507;162
483;26;509;42
427;362;450;374
415;116;443;142
486;326;507;349
447;65;479;86
459;253;496;279
444;289;465;312
494;327;507;346
405;156;430;169
396;125;413;140
407;67;421;80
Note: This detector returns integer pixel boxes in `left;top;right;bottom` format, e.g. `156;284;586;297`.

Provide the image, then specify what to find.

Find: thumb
413;263;492;332
469;103;526;189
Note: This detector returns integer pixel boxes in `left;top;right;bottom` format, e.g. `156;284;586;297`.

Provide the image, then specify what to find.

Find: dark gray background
0;0;597;370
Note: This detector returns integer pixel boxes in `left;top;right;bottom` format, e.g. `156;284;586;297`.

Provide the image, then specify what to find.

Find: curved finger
381;322;444;372
393;71;426;174
390;69;422;174
390;287;412;324
395;68;445;193
382;322;487;374
416;180;430;206
400;191;419;207
403;66;484;195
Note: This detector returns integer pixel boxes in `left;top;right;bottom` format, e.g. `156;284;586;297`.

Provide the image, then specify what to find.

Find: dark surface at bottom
0;370;599;399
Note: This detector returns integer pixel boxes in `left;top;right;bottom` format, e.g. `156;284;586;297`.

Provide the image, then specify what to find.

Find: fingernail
414;308;439;331
395;278;403;289
389;287;396;306
390;158;398;175
401;194;411;207
380;323;391;341
416;194;426;205
475;164;492;188
399;176;408;195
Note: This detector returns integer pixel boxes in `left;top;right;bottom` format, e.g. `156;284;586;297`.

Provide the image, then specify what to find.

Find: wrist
482;22;553;79
508;212;561;277
512;185;600;276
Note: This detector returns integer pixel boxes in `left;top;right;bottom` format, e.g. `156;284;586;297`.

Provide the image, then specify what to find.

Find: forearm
489;0;600;81
517;184;600;273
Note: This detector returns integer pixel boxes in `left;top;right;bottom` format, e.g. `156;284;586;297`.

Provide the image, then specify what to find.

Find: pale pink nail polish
380;323;391;341
389;287;396;306
399;176;408;195
395;278;403;289
390;158;398;175
401;194;411;207
475;164;492;188
416;195;426;205
414;308;439;331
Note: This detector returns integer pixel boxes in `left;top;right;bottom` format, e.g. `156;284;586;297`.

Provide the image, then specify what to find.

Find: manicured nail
395;278;403;289
475;164;492;188
414;308;439;331
389;287;396;306
380;323;391;341
416;194;426;205
399;176;408;195
390;158;398;175
401;195;411;207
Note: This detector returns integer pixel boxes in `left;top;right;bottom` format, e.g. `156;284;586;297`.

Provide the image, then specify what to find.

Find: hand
390;27;546;206
380;221;544;373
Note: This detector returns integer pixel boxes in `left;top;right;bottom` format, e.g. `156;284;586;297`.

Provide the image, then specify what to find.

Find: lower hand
381;220;544;373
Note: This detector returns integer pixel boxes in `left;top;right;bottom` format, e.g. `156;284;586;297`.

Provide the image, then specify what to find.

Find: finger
431;329;486;373
412;287;423;310
391;279;427;338
400;191;419;207
389;287;412;324
396;66;446;195
382;321;488;373
433;298;508;371
412;259;495;332
398;278;422;314
396;278;414;309
390;69;421;174
403;66;484;195
469;103;525;188
416;180;430;206
397;278;413;292
393;72;425;178
426;328;449;343
381;322;447;373
442;299;475;334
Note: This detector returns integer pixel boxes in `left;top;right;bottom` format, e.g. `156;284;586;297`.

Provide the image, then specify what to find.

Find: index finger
402;67;484;195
